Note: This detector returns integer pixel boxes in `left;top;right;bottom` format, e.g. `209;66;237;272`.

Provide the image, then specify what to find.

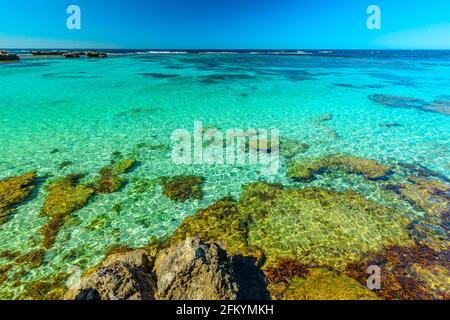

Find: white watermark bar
171;121;280;176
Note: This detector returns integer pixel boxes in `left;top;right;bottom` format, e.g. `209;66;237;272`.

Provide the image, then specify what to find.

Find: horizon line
3;48;450;51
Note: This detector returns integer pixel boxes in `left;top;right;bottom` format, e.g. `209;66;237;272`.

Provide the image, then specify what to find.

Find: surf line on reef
171;121;280;176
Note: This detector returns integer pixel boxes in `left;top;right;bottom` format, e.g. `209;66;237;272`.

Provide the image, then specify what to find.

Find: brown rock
67;262;156;300
154;237;239;300
102;249;153;273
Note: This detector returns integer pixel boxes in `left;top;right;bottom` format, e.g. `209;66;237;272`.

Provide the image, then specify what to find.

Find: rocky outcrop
31;51;65;56
64;238;247;300
63;52;81;58
102;249;153;273
0;50;20;61
85;52;107;58
65;261;156;300
154;237;239;300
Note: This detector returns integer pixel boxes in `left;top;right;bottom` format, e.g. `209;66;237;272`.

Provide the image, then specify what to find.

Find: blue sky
0;0;449;49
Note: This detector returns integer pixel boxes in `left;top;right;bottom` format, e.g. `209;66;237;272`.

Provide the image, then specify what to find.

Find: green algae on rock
41;174;95;217
244;183;409;268
40;174;96;248
95;159;136;194
397;176;449;218
0;172;37;225
18;273;69;300
159;175;205;202
264;258;309;286
279;139;310;160
0;264;13;283
167;199;249;255
15;249;46;269
282;268;381;300
95;168;125;194
287;154;391;181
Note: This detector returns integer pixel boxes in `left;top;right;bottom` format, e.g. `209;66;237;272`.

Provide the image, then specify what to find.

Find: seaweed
40;174;95;248
0;264;12;282
41;174;95;217
287;154;391;181
244;183;409;267
167;198;248;254
15;249;46;269
159;175;205;202
264;259;309;285
95;168;124;194
282;268;380;300
398;176;449;217
0;250;20;260
0;172;37;224
345;244;449;300
279;139;310;159
95;159;136;194
18;273;69;300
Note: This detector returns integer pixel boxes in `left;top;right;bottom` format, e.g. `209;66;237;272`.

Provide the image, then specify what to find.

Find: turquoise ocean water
0;50;449;297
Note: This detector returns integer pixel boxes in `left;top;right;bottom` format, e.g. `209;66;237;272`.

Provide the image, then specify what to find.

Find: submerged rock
369;94;427;109
95;159;136;194
244;183;409;268
369;94;450;116
159;175;205;202
345;244;450;300
40;174;96;248
247;138;279;153
282;268;380;300
167;199;248;255
397;177;449;217
154;237;239;300
279;139;310;159
0;172;37;225
15;249;46;269
318;113;333;122
19;273;69;300
424;99;450;116
287;154;390;181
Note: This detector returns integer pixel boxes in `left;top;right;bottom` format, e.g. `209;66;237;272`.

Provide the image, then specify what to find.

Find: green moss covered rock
282;268;381;300
0;172;37;224
167;199;248;255
244;183;409;268
287;154;391;181
159;176;205;202
40;174;95;248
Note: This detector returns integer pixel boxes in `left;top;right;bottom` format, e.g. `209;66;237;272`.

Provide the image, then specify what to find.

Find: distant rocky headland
32;51;108;58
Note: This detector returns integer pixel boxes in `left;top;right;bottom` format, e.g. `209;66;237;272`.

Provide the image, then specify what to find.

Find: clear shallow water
0;51;449;298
